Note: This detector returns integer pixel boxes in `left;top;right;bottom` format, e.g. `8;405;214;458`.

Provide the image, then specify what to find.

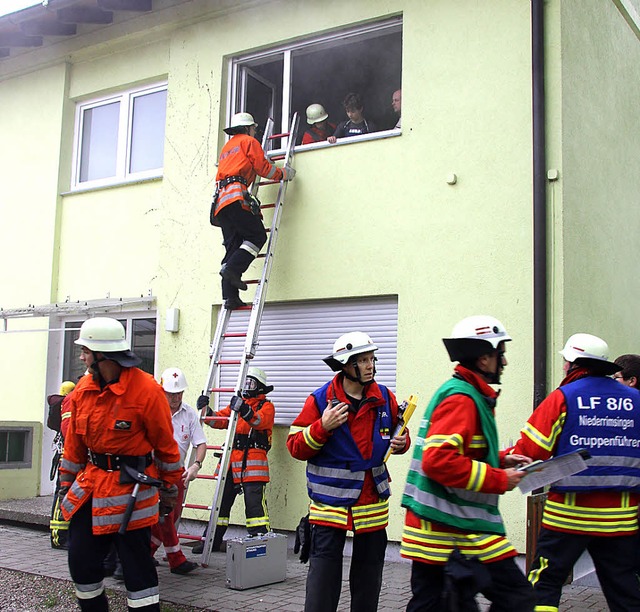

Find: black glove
230;395;254;423
159;484;179;517
197;394;210;410
293;514;311;563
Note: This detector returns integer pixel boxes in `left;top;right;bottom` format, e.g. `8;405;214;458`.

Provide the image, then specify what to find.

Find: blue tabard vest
306;381;393;506
553;376;640;492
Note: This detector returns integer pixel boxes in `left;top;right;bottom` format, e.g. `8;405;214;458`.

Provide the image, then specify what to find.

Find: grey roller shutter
217;296;398;426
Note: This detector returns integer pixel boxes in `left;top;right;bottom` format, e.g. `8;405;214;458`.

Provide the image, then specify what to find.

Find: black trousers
68;501;159;612
201;469;269;551
529;526;640;612
304;524;387;612
407;556;534;612
217;201;267;299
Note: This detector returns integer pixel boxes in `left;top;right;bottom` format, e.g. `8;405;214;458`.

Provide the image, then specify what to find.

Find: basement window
228;17;402;150
71;82;167;190
0;428;33;469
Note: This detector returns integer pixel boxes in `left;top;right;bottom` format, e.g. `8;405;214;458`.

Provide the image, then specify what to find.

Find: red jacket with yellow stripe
59;368;183;535
209;395;274;484
214;133;286;217
511;367;640;536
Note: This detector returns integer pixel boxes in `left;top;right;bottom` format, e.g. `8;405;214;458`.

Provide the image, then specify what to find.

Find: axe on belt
118;463;163;535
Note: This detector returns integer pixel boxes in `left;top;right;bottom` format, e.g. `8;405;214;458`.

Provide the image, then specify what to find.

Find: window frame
60;312;158;381
71;82;168;191
227;16;402;152
0;427;33;469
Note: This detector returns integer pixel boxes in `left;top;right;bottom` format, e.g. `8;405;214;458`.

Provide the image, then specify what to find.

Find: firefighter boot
304;557;342;612
220;249;256;292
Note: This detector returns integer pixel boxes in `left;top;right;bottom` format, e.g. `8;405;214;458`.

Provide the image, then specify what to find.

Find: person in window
211;112;296;311
302;104;336;145
391;89;402;129
287;332;410;612
327;93;377;143
193;367;275;555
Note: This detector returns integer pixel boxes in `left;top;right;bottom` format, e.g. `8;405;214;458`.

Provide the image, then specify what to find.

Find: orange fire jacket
210;395;274;484
214;134;285;216
59;368;183;535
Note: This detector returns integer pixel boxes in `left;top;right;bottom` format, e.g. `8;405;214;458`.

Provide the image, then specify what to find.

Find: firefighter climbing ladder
177;113;300;566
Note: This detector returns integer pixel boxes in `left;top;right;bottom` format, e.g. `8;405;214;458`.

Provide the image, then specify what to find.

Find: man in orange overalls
211;112;295;310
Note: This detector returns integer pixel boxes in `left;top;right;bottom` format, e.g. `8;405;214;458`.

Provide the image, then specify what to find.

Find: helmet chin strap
343;359;376;386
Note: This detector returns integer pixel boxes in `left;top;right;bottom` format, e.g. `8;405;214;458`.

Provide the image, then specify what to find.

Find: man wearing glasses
613;354;640;389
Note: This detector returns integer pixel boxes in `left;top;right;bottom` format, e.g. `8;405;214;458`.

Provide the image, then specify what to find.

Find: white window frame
227;17;402;152
71;82;167;190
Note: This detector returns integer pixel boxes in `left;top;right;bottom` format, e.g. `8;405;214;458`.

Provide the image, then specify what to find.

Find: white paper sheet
517;451;589;494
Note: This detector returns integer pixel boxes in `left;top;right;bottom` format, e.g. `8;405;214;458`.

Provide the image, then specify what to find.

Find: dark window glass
131;318;156;375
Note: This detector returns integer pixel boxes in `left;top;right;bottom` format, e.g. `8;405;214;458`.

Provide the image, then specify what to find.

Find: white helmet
161;367;188;393
224;112;257;134
323;332;378;372
306;103;328;125
443;315;511;362
242;367;273;397
559;333;619;374
74;318;130;352
247;367;268;387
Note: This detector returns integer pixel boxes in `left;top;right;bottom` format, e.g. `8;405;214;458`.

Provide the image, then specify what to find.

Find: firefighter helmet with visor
242;367;273;398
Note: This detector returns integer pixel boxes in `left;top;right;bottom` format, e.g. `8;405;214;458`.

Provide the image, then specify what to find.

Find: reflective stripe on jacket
553;376;640;491
305;381;393;507
210;395;274;483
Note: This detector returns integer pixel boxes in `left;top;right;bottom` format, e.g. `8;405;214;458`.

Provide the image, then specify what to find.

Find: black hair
343;92;363;111
614;354;640;386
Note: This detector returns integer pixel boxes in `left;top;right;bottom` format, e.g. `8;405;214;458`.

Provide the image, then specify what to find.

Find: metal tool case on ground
225;532;288;590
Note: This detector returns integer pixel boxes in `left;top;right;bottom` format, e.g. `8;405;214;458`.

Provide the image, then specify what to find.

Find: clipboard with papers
516;449;591;494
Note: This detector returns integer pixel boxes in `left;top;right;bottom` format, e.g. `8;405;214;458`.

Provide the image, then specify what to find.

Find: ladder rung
182;504;211;511
222;332;247;338
202;416;228;423
216;359;241;365
178;533;205;540
256;253;266;259
195;474;218;480
209;387;235;393
269;154;286;161
261;203;276;209
260;179;280;186
245;279;260;285
205;444;223;451
269;132;289;139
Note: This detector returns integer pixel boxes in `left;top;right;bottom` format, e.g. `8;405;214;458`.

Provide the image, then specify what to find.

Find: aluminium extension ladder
177;113;300;567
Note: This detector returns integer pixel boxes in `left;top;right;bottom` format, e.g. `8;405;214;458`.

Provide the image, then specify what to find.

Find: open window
228;17;402;149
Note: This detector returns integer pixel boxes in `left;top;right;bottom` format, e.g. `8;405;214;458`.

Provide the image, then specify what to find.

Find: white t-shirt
171;401;207;465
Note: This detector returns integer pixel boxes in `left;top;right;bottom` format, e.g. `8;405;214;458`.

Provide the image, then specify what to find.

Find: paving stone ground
0;496;610;611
